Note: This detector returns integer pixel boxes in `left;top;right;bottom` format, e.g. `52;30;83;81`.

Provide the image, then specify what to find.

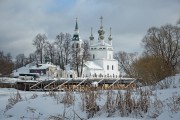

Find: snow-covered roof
84;61;103;70
29;63;55;70
13;65;31;76
90;42;111;47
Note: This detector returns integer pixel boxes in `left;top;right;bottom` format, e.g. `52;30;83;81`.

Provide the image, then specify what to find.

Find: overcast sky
0;0;180;58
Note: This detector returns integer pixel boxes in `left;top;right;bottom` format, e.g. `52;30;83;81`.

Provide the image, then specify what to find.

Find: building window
93;54;95;59
107;65;109;70
76;43;79;48
112;65;114;70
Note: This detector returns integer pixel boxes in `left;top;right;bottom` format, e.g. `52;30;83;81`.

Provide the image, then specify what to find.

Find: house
29;62;59;78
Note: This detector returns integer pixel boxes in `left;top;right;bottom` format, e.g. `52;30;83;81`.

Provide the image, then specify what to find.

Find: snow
29;63;56;70
0;74;180;120
90;42;112;47
84;61;103;70
12;65;30;77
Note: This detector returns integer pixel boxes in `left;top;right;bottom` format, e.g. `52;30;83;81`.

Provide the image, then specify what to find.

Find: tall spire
75;17;78;31
100;16;103;28
72;17;80;41
98;16;105;41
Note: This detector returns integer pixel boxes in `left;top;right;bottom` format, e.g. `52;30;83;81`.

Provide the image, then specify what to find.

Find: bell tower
72;18;82;49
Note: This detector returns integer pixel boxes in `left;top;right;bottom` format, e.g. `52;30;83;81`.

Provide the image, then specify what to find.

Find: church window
107;65;109;70
95;73;97;77
103;48;105;49
112;65;114;70
94;48;97;50
91;48;93;50
76;43;79;48
93;54;95;59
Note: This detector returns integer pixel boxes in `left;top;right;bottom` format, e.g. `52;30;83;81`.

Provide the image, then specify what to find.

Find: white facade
82;17;119;78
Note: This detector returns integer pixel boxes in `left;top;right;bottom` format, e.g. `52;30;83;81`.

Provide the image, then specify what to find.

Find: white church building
75;17;120;78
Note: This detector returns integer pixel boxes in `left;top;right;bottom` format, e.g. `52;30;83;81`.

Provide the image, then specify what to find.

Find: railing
53;79;72;90
44;80;56;89
29;80;43;90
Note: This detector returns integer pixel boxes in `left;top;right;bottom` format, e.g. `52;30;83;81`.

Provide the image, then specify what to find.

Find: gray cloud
0;0;180;58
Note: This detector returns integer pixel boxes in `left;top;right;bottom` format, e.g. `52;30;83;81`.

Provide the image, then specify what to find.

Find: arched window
76;43;79;48
107;65;109;70
112;65;114;70
93;54;95;59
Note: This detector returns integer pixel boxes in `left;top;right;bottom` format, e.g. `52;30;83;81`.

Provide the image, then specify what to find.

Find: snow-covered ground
0;74;180;120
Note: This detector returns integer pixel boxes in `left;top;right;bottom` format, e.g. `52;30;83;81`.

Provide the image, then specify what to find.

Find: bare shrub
48;91;56;97
105;90;116;117
114;89;151;118
167;94;180;113
80;92;86;112
47;114;64;120
148;97;163;118
61;92;74;107
80;91;99;119
5;90;22;112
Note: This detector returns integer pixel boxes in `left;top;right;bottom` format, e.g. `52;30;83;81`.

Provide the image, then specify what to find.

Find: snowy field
0;74;180;120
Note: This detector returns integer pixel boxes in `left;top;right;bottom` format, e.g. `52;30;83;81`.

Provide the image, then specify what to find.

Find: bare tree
44;41;56;64
55;33;65;69
55;33;72;70
142;24;180;74
0;51;13;75
15;54;26;69
63;33;72;65
71;46;82;77
114;51;138;77
80;40;90;76
28;53;37;63
71;40;90;77
33;33;47;63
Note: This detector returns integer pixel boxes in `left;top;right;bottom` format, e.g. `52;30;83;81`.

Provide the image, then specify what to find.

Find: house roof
29;63;55;70
84;61;103;70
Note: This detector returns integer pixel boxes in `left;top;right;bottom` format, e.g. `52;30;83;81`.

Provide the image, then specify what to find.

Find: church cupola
98;16;105;45
72;18;80;41
89;27;94;45
108;27;113;45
